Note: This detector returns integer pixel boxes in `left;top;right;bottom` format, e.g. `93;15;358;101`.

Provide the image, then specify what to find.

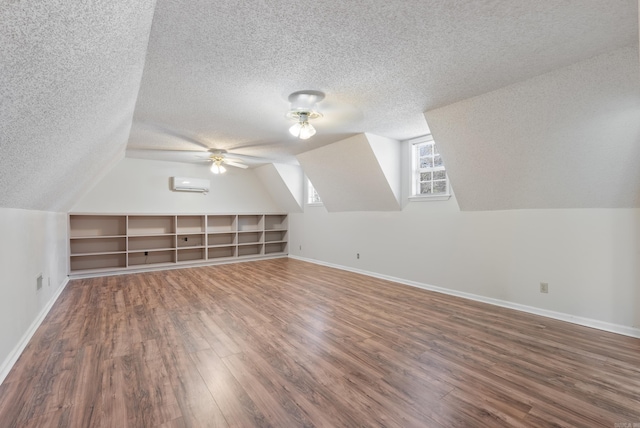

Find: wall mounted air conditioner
171;177;210;193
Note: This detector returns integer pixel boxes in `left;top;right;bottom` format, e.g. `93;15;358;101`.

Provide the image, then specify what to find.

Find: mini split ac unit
171;177;210;193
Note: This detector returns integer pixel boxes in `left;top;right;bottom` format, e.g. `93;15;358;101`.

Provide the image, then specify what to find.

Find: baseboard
0;277;70;385
289;255;640;339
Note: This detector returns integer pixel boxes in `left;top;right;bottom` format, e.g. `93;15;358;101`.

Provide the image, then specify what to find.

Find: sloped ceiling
0;1;157;211
254;164;304;213
426;46;640;210
126;1;637;166
1;1;639;212
297;134;401;212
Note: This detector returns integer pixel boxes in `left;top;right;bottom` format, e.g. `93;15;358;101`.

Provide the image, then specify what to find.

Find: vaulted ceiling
1;1;638;211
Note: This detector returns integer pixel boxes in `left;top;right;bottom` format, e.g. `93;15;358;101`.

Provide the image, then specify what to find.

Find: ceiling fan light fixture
287;111;320;140
210;157;226;174
286;90;324;140
288;112;317;140
291;121;316;139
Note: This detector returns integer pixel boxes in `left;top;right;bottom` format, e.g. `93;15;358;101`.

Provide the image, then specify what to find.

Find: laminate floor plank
216;317;367;427
154;315;229;428
190;348;273;428
0;258;639;427
193;311;242;358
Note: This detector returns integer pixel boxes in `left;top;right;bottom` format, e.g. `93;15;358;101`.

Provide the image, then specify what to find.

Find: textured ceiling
127;0;637;165
0;1;156;210
2;0;639;211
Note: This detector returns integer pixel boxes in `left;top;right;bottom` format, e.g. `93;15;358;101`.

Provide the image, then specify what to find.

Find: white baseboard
289;255;640;339
0;277;70;385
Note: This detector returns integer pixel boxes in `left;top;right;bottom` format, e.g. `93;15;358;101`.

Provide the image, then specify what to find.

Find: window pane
420;157;434;168
433;170;446;180
420;182;432;194
411;138;448;197
308;181;321;203
433;180;447;194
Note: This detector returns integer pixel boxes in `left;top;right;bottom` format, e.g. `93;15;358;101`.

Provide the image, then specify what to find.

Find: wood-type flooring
0;258;639;427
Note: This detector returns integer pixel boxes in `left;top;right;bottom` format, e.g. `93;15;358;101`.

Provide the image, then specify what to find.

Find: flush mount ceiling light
286;90;324;140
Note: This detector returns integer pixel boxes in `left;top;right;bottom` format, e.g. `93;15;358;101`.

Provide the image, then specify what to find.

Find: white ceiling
128;0;637;162
0;1;156;210
1;0;638;211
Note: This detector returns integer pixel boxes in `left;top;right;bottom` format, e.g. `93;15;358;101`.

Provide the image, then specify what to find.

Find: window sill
408;194;451;202
306;202;324;207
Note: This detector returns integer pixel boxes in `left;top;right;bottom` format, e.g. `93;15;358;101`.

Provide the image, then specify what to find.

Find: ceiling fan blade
223;151;277;162
130;148;208;154
223;160;248;169
126;149;210;164
222;156;244;163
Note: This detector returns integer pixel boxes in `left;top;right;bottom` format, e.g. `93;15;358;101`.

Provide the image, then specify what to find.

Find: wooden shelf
238;243;263;257
237;231;262;244
129;235;175;251
128;250;175;266
128;215;175;235
208;232;236;246
237;215;263;231
70;253;126;271
70;215;126;237
70;237;126;254
177;248;206;262
177;216;205;233
265;242;287;254
177;234;204;248
207;215;236;232
208;246;236;259
264;230;287;243
69;213;287;274
264;214;287;231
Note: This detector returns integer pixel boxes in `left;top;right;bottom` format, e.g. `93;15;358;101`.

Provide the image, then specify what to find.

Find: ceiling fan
125;122;279;174
206;149;248;174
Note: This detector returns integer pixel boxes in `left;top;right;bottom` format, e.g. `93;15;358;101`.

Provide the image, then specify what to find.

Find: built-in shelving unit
68;213;288;275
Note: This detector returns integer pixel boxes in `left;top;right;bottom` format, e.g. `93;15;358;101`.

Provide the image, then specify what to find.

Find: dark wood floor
0;258;639;427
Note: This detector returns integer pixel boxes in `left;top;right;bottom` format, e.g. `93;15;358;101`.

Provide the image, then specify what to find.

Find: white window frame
307;178;322;205
409;135;451;201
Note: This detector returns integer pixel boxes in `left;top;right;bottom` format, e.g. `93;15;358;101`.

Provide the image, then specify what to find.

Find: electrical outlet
36;274;43;291
540;282;549;293
299;245;302;251
144;251;149;256
357;253;360;259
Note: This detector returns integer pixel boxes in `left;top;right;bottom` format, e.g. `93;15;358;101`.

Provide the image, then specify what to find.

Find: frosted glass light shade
289;121;316;140
210;162;226;174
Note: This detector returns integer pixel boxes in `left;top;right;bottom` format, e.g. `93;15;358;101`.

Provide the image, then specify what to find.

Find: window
412;136;449;197
307;179;322;204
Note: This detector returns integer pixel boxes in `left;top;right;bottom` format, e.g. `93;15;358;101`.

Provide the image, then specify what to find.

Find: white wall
289;199;640;332
425;46;640;211
254;163;304;213
0;208;68;381
72;157;282;213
